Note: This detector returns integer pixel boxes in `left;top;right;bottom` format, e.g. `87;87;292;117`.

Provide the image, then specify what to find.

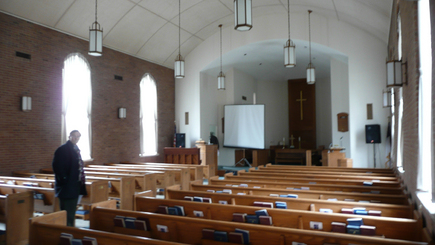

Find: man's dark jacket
52;140;87;198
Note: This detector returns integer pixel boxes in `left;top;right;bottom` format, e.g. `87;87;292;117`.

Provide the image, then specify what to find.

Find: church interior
0;0;435;244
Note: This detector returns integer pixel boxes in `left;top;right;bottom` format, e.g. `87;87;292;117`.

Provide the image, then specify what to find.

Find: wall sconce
383;89;392;108
386;60;407;87
118;108;126;119
21;96;32;111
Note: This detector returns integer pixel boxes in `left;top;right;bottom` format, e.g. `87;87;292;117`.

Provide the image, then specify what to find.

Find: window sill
417;191;435;215
139;153;160;158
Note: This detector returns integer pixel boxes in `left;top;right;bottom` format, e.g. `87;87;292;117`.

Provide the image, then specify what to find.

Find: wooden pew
29;210;186;245
37;169;161;193
90;205;427;245
0;191;33;245
9;172;136;210
249;168;400;181
84;165;191;190
225;172;402;188
0;176;108;206
262;164;395;174
164;147;201;165
238;170;401;184
188;183;410;205
208;176;406;195
164;188;414;219
0;183;58;213
134;196;424;241
258;165;398;177
115;162;205;181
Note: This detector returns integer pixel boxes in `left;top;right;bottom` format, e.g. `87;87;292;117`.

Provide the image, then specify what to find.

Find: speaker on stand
175;133;185;147
365;124;381;168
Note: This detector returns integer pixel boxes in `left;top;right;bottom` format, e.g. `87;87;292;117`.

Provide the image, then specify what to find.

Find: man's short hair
69;130;80;136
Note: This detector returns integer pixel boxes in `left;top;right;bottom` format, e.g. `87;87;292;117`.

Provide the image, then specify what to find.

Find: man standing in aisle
52;130;87;227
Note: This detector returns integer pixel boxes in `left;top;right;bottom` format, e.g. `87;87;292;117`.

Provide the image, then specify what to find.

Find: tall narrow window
417;0;432;191
140;74;158;156
62;53;92;160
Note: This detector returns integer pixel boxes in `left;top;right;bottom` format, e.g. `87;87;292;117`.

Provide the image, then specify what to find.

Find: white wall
257;79;289;148
330;58;350;156
316;76;332;148
178;12;389;167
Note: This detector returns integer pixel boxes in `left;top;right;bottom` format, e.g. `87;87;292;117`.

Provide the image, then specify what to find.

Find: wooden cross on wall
296;91;307;120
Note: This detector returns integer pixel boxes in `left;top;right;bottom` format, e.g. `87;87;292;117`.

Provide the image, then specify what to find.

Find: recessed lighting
244;53;247;56
259;63;262;65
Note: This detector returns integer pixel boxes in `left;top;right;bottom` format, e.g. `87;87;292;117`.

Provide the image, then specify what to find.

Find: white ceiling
0;0;392;81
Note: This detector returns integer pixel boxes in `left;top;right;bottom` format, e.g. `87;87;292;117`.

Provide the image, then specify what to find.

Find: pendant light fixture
218;24;225;90
174;0;185;78
89;0;103;56
234;0;252;31
284;0;295;67
306;10;315;84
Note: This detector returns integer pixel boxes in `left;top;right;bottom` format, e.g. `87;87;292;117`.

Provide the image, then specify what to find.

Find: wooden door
288;79;316;149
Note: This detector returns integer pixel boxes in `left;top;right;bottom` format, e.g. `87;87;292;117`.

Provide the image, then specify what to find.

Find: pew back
90;206;426;245
190;183;410;205
0;191;33;245
135;196;423;241
165;188;414;218
29;210;186;245
208;176;406;195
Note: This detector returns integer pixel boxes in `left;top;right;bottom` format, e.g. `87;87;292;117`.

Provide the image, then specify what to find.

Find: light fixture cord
178;0;181;56
220;24;222;73
308;10;312;64
95;0;98;23
288;0;290;40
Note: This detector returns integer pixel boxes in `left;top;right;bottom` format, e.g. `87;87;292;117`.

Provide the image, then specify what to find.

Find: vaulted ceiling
0;0;392;79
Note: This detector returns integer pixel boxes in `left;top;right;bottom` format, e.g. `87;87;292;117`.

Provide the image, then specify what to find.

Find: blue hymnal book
193;196;203;202
279;194;288;197
76;210;90;215
347;225;361;234
347;218;363;226
245;214;259;224
255;209;268;217
275;201;287;209
214;230;228;242
71;238;83;245
124;218;137;229
287;194;298;198
167;207;179;215
235;228;250;245
174;205;185;216
354;210;368;215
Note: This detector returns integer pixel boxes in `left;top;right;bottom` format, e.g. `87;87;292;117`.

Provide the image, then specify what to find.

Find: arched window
62;53;92;160
140;74;158;156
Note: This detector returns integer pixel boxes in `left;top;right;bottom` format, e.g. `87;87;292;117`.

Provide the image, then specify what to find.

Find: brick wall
388;0;420;197
389;0;435;238
0;13;175;175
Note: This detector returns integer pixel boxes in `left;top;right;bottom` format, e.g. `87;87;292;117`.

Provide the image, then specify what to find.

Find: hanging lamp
175;0;185;78
218;24;225;90
284;0;295;67
89;0;103;56
306;10;315;84
234;0;252;31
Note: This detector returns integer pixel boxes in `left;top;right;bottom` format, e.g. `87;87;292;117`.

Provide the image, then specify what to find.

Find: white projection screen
224;104;265;149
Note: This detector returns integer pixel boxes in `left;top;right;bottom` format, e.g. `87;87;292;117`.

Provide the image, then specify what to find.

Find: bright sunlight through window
140;74;158;156
417;0;432;191
62;53;92;160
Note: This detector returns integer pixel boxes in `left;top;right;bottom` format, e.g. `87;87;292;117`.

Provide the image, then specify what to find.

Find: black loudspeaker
365;124;381;143
175;133;185;147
